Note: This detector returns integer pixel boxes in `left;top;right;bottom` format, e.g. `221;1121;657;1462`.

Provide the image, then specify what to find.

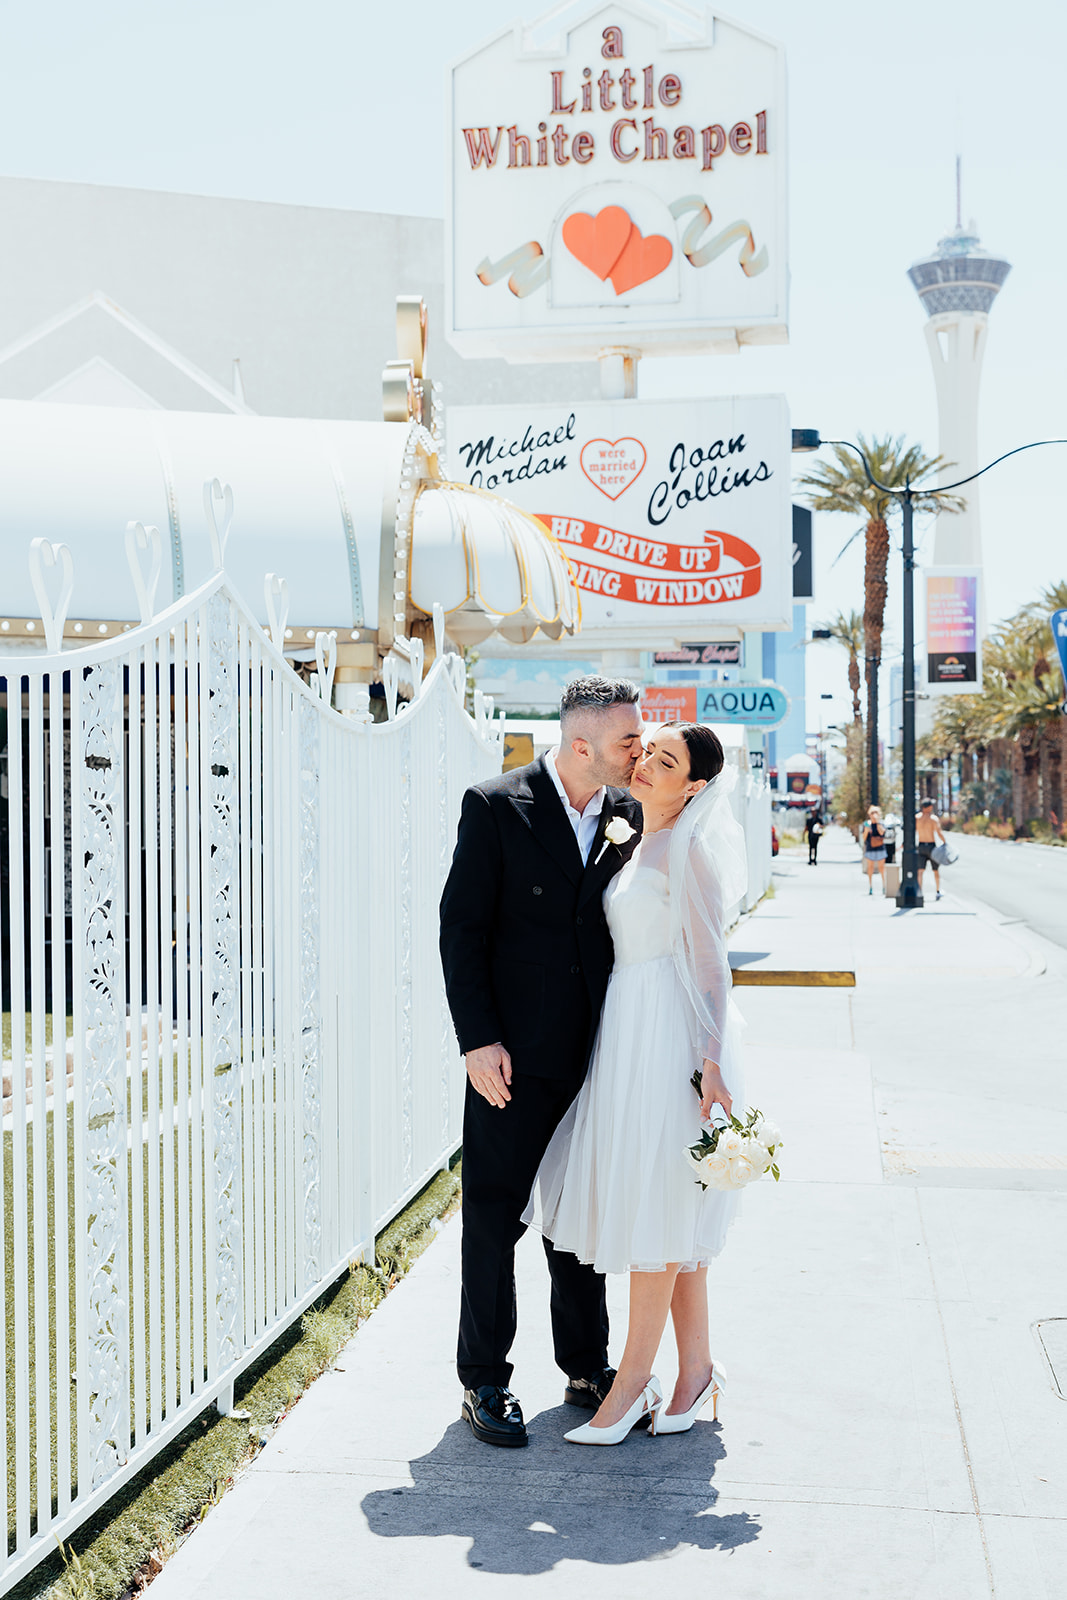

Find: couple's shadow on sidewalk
361;1405;760;1575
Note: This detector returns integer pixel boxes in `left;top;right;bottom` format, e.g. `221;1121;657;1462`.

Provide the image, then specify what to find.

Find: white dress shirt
544;748;605;866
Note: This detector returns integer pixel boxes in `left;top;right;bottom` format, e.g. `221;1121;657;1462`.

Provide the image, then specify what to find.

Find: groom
439;677;644;1447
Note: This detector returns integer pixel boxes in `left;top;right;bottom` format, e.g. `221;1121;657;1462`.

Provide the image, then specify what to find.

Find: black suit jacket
440;757;643;1083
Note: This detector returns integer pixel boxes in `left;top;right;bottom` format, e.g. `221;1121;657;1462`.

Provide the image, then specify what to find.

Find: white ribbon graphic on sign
476;241;549;298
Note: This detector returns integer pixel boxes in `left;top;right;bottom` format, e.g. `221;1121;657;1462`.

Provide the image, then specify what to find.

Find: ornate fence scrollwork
204;595;242;1378
77;659;130;1485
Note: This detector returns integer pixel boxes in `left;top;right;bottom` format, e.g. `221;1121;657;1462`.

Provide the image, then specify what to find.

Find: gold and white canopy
409;481;580;647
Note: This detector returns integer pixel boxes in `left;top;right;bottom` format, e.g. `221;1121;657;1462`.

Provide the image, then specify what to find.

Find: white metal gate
0;561;498;1590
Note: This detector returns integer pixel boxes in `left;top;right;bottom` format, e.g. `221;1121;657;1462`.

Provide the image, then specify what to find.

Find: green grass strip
10;1157;461;1600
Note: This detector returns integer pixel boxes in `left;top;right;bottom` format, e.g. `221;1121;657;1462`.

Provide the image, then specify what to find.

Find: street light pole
898;486;922;907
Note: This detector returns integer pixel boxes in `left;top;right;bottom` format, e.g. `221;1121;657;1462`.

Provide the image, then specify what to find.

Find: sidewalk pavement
151;828;1067;1600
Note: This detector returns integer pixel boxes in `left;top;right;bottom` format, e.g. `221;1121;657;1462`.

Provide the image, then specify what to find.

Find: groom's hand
466;1043;513;1108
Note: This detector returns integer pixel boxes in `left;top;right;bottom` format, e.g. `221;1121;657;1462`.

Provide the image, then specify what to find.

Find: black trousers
457;1073;609;1390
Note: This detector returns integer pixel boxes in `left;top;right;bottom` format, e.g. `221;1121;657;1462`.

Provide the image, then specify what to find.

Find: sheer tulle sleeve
667;768;748;1065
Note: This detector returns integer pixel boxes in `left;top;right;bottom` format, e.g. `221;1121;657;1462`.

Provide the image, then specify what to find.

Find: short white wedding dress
524;822;745;1275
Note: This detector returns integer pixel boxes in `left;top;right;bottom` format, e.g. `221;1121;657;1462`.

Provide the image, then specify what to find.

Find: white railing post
201;593;243;1388
299;696;323;1287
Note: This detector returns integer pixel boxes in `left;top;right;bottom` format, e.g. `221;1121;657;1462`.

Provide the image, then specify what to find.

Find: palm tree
982;621;1064;827
814;608;865;801
797;436;963;807
819;609;864;721
1017;578;1067;642
928;578;1067;832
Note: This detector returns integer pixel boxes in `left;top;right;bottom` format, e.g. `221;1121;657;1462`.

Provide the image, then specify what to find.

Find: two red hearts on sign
561;205;673;295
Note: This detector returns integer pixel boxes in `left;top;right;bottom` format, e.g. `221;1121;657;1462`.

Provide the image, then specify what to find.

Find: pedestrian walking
916;799;947;900
805;809;824;865
861;805;888;895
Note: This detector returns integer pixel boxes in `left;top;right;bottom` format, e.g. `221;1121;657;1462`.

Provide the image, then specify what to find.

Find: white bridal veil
667;763;748;1064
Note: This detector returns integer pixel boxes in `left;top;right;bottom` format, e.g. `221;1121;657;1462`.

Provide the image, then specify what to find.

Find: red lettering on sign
462;127;503;169
551;72;576;115
610;118;638;161
538;516;762;604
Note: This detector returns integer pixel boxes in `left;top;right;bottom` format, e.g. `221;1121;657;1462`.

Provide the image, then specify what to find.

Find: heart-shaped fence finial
125;521;162;624
264;573;290;648
314;631;337;704
446;652;466;701
432;601;446;661
28;538;75;654
408;637;425;699
203;479;235;570
382;656;400;721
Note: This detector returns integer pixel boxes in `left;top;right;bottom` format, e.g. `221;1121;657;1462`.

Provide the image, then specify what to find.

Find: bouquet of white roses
685;1071;782;1191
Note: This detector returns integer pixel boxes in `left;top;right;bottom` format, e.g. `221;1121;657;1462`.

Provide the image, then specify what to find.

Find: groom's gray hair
559;675;640;737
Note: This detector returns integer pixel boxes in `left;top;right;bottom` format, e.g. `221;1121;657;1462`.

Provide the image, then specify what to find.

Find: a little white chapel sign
446;1;787;362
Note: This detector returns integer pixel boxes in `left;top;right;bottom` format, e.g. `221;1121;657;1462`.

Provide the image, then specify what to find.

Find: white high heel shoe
650;1362;726;1435
564;1377;662;1445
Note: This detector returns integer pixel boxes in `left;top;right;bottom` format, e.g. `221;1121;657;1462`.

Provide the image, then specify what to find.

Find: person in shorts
916;799;947;900
861;805;888;895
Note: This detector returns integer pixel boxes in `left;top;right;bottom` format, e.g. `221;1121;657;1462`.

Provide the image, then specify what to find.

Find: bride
523;722;747;1445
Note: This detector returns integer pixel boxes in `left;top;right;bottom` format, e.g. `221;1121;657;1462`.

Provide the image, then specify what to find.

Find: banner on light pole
791;504;813;603
924;567;981;694
1052;607;1067;710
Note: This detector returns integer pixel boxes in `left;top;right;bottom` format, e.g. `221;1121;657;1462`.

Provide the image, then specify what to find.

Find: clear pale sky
0;0;1062;732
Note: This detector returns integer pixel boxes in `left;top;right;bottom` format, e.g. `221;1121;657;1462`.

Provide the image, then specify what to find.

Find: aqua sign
697;684;790;728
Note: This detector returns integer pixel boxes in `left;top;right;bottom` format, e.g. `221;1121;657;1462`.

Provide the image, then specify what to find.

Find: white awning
0;398;405;632
409;482;580;647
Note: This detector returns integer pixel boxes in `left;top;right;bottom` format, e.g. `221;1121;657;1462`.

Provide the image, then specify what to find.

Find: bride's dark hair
660;722;726;786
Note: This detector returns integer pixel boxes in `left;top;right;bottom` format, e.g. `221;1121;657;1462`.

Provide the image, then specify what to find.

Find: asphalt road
947;832;1067;948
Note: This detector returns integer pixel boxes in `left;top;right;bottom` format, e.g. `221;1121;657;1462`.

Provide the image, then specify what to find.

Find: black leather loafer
462;1385;529;1448
565;1366;651;1429
564;1367;617;1410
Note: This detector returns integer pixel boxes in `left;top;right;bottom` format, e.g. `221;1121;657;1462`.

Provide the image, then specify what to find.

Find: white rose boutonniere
595;815;637;865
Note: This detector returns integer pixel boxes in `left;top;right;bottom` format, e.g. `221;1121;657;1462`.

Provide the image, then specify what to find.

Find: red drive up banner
925;567;981;693
446;396;791;647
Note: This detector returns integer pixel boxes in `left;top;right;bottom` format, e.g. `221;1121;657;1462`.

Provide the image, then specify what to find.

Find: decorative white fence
736;771;773;912
0;556;498;1591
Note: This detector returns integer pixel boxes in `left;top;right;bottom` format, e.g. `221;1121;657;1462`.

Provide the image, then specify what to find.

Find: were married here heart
580;438;646;500
561;205;673;295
